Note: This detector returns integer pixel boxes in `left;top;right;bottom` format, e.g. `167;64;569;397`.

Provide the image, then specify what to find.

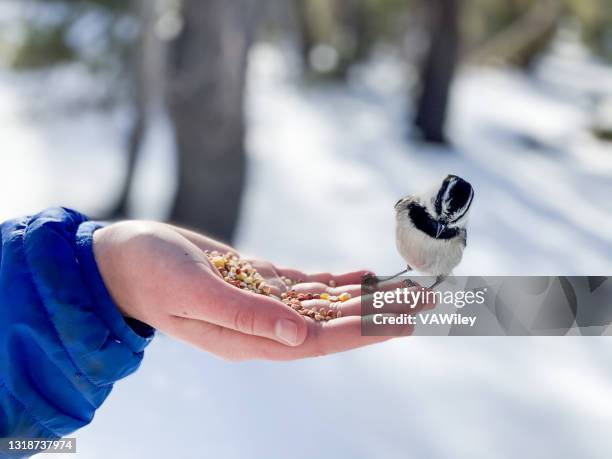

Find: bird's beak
435;222;445;238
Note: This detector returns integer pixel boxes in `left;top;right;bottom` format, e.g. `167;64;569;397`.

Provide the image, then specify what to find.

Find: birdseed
205;251;350;321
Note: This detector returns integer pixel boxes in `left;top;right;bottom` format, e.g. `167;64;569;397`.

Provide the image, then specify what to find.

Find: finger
165;314;403;362
289;282;334;294
165;315;304;361
173;267;308;346
292;278;412;314
289;281;356;296
335;287;437;317
244;260;292;296
306;270;374;286
163;315;255;361
292;276;408;298
273;267;308;283
300;315;411;356
277;268;373;287
360;314;415;337
299;285;435;318
267;284;284;298
246;259;279;279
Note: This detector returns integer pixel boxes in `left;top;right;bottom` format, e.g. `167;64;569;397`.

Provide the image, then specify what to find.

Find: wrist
92;225;132;318
76;219;155;351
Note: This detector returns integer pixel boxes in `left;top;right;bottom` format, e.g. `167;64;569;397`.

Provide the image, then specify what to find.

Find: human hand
93;221;434;361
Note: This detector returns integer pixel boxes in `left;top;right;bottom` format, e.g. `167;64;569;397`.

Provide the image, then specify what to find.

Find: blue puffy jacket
0;208;154;454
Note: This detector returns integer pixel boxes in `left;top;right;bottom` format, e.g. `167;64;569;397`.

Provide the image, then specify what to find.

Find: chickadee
368;174;474;289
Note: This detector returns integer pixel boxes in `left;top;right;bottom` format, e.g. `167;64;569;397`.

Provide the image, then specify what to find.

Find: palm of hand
94;222;432;362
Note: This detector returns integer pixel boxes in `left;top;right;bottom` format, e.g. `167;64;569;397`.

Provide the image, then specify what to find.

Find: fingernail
275;319;299;346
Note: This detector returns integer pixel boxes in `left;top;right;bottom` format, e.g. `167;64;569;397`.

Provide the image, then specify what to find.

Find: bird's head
395;174;474;239
431;174;474;235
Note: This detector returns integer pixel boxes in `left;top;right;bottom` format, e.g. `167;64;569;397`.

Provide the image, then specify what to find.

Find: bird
366;174;474;289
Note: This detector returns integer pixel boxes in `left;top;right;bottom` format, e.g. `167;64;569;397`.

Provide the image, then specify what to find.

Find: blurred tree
295;0;410;79
5;0;611;225
296;0;347;78
566;0;612;61
165;0;258;242
464;0;562;69
3;0;148;219
413;0;459;144
10;22;75;69
8;0;134;100
333;0;374;77
109;0;164;219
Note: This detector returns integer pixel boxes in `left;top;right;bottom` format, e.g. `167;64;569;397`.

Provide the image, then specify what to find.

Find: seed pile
281;290;347;321
205;251;271;295
205;251;352;322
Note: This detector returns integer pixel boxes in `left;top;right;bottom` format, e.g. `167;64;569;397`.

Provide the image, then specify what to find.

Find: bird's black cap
434;174;474;222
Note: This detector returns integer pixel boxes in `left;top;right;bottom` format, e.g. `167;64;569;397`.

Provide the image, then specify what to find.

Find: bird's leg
361;272;379;293
362;266;412;287
429;275;446;289
361;272;379;294
385;267;412;283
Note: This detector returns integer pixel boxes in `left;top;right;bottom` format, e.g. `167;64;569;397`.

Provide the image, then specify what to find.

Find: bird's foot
361;272;380;292
402;278;419;288
429;275;446;290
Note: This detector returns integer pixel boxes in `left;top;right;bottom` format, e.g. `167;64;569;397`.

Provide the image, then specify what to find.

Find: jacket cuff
22;207;153;390
74;221;155;354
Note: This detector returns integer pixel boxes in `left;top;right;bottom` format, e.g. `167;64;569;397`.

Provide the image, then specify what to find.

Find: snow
1;35;612;458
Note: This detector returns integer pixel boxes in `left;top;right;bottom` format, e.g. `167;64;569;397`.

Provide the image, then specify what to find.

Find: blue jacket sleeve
0;208;154;446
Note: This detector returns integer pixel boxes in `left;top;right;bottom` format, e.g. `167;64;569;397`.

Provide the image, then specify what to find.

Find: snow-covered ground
1;36;612;458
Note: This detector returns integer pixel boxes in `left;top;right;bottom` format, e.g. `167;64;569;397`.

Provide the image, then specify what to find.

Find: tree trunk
165;0;257;242
414;0;459;144
333;0;369;79
465;0;561;69
295;0;316;71
109;0;159;219
295;0;369;80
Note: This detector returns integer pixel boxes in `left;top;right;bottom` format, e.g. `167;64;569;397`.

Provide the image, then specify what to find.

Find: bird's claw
361;272;380;292
401;278;418;288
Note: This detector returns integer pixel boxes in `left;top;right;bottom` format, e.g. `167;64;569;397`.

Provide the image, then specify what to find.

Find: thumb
179;267;309;346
